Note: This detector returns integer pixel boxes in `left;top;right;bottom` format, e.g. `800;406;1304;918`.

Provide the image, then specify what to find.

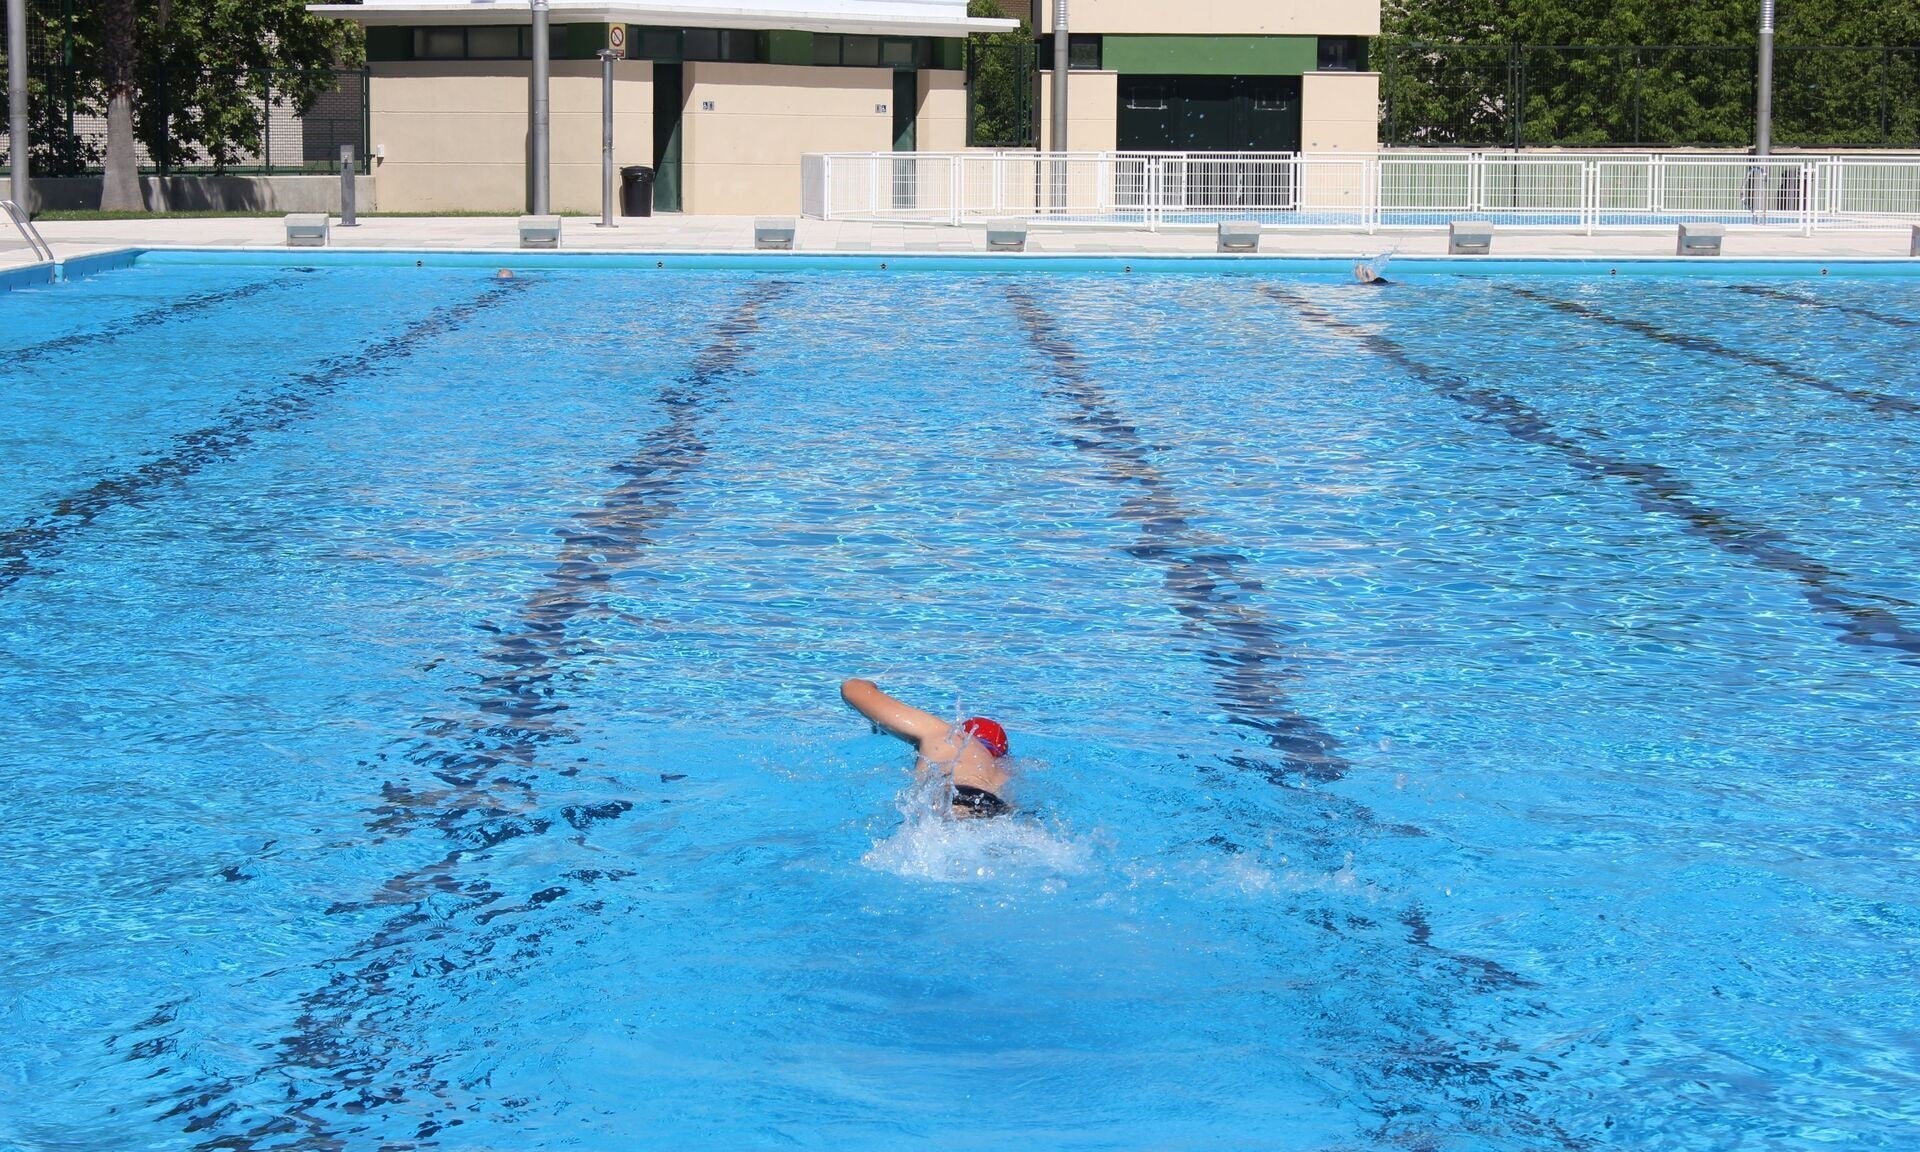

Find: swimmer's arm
840;679;949;749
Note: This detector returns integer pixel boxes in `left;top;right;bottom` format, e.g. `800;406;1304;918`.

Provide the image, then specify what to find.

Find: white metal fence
803;151;1920;233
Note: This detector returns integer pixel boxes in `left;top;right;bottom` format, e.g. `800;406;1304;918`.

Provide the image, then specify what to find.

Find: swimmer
840;678;1012;818
496;268;515;280
1353;261;1391;286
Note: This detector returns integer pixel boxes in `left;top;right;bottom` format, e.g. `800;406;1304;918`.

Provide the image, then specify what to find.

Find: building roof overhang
308;1;1018;38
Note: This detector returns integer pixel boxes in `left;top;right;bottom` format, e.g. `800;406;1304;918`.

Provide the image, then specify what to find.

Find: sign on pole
607;24;626;58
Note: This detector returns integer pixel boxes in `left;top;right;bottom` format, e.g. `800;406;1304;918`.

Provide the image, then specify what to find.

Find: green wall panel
1100;35;1316;77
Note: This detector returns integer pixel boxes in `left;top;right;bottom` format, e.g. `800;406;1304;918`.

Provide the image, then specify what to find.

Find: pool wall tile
0;262;56;292
57;248;144;282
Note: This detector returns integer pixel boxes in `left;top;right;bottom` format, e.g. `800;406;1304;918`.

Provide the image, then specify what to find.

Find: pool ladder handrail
1;199;53;264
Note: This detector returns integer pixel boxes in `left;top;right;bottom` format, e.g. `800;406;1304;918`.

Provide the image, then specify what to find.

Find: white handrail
802;150;1920;233
1;199;52;262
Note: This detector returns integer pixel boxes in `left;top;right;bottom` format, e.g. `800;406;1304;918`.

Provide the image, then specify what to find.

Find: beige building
1033;0;1381;154
313;0;1380;215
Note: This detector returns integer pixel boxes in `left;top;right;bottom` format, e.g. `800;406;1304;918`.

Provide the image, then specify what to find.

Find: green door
891;70;917;208
653;62;684;212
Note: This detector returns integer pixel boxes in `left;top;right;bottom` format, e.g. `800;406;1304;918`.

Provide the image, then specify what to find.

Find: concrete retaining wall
25;175;377;214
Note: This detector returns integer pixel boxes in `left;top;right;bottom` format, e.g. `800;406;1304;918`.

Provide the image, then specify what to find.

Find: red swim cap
962;717;1009;758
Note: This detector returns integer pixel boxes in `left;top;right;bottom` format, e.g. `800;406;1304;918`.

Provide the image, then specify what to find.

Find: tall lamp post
1051;0;1068;208
597;42;621;228
7;0;27;209
530;0;551;214
1755;0;1776;156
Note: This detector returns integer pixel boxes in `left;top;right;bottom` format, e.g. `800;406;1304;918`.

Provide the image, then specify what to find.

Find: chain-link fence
3;64;369;176
1381;43;1920;150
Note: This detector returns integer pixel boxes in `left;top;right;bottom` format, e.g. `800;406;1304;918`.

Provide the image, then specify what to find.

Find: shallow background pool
1;262;1917;1151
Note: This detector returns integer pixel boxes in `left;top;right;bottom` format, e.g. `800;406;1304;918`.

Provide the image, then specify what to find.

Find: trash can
620;165;655;217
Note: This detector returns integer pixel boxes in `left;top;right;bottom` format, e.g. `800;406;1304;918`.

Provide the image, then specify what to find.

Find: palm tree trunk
99;0;142;211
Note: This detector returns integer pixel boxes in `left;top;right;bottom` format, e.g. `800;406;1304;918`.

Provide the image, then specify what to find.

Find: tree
1378;0;1920;148
72;0;362;208
100;0;140;209
966;0;1032;146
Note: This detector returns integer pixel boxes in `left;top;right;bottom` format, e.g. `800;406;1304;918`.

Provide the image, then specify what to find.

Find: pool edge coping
34;244;1920;278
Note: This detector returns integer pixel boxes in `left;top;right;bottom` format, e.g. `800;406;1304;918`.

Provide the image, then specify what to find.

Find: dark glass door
652;62;684;212
891;70;917;208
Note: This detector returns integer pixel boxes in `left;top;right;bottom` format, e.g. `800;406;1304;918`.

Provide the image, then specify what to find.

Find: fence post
950;155;962;225
1584;159;1595;235
263;88;272;175
1800;162;1813;235
1366;157;1378;233
340;144;356;225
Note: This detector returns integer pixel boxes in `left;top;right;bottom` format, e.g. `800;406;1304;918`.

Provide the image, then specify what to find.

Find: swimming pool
2;256;1916;1150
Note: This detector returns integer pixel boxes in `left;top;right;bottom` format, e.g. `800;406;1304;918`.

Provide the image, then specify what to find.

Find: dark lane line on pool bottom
155;282;792;1149
1265;285;1920;666
0;276;290;372
1729;282;1920;333
1500;284;1920;418
0;277;530;595
1004;285;1348;788
1005;286;1586;1151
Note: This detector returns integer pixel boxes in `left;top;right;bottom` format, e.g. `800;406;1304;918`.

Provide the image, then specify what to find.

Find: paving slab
4;213;1918;274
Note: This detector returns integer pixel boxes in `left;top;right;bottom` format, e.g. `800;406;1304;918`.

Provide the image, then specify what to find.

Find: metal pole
1051;0;1068;208
7;0;29;209
1756;0;1776;156
598;48;616;227
339;143;357;225
530;0;551;214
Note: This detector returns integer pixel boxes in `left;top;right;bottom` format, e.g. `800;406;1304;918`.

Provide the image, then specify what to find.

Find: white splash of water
860;773;1090;884
1353;246;1398;283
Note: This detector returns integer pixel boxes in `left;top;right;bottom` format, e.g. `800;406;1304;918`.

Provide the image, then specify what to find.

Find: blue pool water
2;259;1917;1150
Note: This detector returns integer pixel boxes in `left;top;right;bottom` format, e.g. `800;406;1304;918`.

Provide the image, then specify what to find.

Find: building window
415;27;466;59
635;28;676;59
682;28;721;60
407;26;572;60
1317;36;1364;71
880;38;917;67
1038;35;1103;70
466;27;522;59
842;36;880;67
1124;82;1167;110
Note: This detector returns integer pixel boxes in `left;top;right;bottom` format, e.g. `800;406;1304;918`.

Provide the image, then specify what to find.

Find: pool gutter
32;245;1920;278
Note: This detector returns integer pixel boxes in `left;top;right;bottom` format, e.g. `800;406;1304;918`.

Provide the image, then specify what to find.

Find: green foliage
966;0;1032;146
5;0;362;174
135;0;364;171
1378;0;1920;147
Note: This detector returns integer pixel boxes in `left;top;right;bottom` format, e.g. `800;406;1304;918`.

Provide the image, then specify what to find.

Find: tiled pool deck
4;213;1917;273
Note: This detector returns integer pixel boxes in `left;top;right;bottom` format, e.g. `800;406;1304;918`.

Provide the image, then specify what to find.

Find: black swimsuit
952;784;1012;818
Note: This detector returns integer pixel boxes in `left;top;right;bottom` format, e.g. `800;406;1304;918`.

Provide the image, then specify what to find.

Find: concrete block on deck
1677;222;1725;256
284;214;330;248
986;220;1027;252
754;218;796;251
1449;220;1494;255
519;216;562;250
1217;220;1262;253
